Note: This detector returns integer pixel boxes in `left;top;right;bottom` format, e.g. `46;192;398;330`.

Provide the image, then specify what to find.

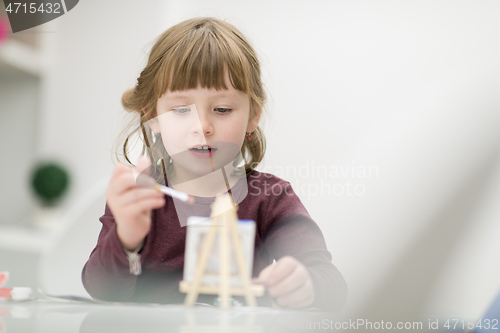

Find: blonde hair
119;17;266;181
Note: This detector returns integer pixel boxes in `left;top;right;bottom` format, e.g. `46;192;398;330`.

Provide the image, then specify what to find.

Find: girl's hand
106;157;165;251
257;256;315;308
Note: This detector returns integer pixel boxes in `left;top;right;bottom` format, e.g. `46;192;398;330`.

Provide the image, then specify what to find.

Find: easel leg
219;215;231;308
185;219;218;306
228;218;257;307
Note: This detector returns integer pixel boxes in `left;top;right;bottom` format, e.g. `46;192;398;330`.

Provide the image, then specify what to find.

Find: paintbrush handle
157;185;190;202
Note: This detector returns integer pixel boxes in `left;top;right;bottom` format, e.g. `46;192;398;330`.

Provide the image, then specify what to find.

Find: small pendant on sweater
127;253;142;275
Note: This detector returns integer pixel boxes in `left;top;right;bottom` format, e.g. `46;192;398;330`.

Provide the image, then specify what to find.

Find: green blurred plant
31;162;70;206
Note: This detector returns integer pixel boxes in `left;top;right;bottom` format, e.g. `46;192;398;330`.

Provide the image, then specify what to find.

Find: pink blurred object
0;17;10;44
0;272;8;288
0;289;11;299
0;272;10;300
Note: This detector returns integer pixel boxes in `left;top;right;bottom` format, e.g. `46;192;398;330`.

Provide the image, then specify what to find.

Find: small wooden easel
179;193;264;308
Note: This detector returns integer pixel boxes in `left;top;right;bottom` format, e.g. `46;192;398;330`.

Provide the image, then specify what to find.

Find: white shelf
0;39;43;77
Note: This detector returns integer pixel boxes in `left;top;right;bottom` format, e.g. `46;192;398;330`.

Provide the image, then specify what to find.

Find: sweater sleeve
260;179;348;312
81;203;152;301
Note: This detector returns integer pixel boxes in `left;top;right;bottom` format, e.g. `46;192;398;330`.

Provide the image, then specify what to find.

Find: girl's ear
247;106;262;133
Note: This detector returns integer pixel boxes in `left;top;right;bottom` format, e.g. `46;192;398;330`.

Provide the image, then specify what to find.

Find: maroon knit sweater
81;171;347;311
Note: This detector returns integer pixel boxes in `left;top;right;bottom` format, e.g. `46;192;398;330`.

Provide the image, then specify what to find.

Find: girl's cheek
160;135;182;156
160;123;187;138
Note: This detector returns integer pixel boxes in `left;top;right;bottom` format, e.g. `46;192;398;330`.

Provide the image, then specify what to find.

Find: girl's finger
257;263;275;283
111;172;140;196
132;155;152;180
129;196;165;212
266;256;298;287
268;265;308;297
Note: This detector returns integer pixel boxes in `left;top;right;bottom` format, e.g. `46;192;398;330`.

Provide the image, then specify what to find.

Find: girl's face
152;73;260;179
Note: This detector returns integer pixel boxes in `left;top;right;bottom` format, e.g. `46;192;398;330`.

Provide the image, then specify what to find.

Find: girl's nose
193;111;214;136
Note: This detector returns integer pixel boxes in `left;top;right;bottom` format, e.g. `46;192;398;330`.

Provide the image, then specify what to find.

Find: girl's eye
215;108;232;114
172;107;190;114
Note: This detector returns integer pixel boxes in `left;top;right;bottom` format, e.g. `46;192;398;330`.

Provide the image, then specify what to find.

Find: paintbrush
133;155;195;204
136;173;195;204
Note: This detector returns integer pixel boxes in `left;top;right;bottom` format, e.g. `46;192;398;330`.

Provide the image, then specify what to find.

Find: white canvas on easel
180;193;264;307
183;216;256;286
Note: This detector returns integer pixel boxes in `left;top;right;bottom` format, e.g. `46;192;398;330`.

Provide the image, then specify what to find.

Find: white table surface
0;298;340;333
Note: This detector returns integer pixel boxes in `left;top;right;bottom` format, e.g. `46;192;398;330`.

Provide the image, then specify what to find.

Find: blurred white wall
18;0;500;321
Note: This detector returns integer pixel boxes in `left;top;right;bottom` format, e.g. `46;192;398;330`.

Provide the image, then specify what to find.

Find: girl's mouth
189;145;217;159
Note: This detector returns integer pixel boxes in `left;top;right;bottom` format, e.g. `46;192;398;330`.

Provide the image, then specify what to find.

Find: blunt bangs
153;20;253;98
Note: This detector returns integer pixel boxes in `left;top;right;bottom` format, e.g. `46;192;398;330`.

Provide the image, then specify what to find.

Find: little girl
82;17;347;311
